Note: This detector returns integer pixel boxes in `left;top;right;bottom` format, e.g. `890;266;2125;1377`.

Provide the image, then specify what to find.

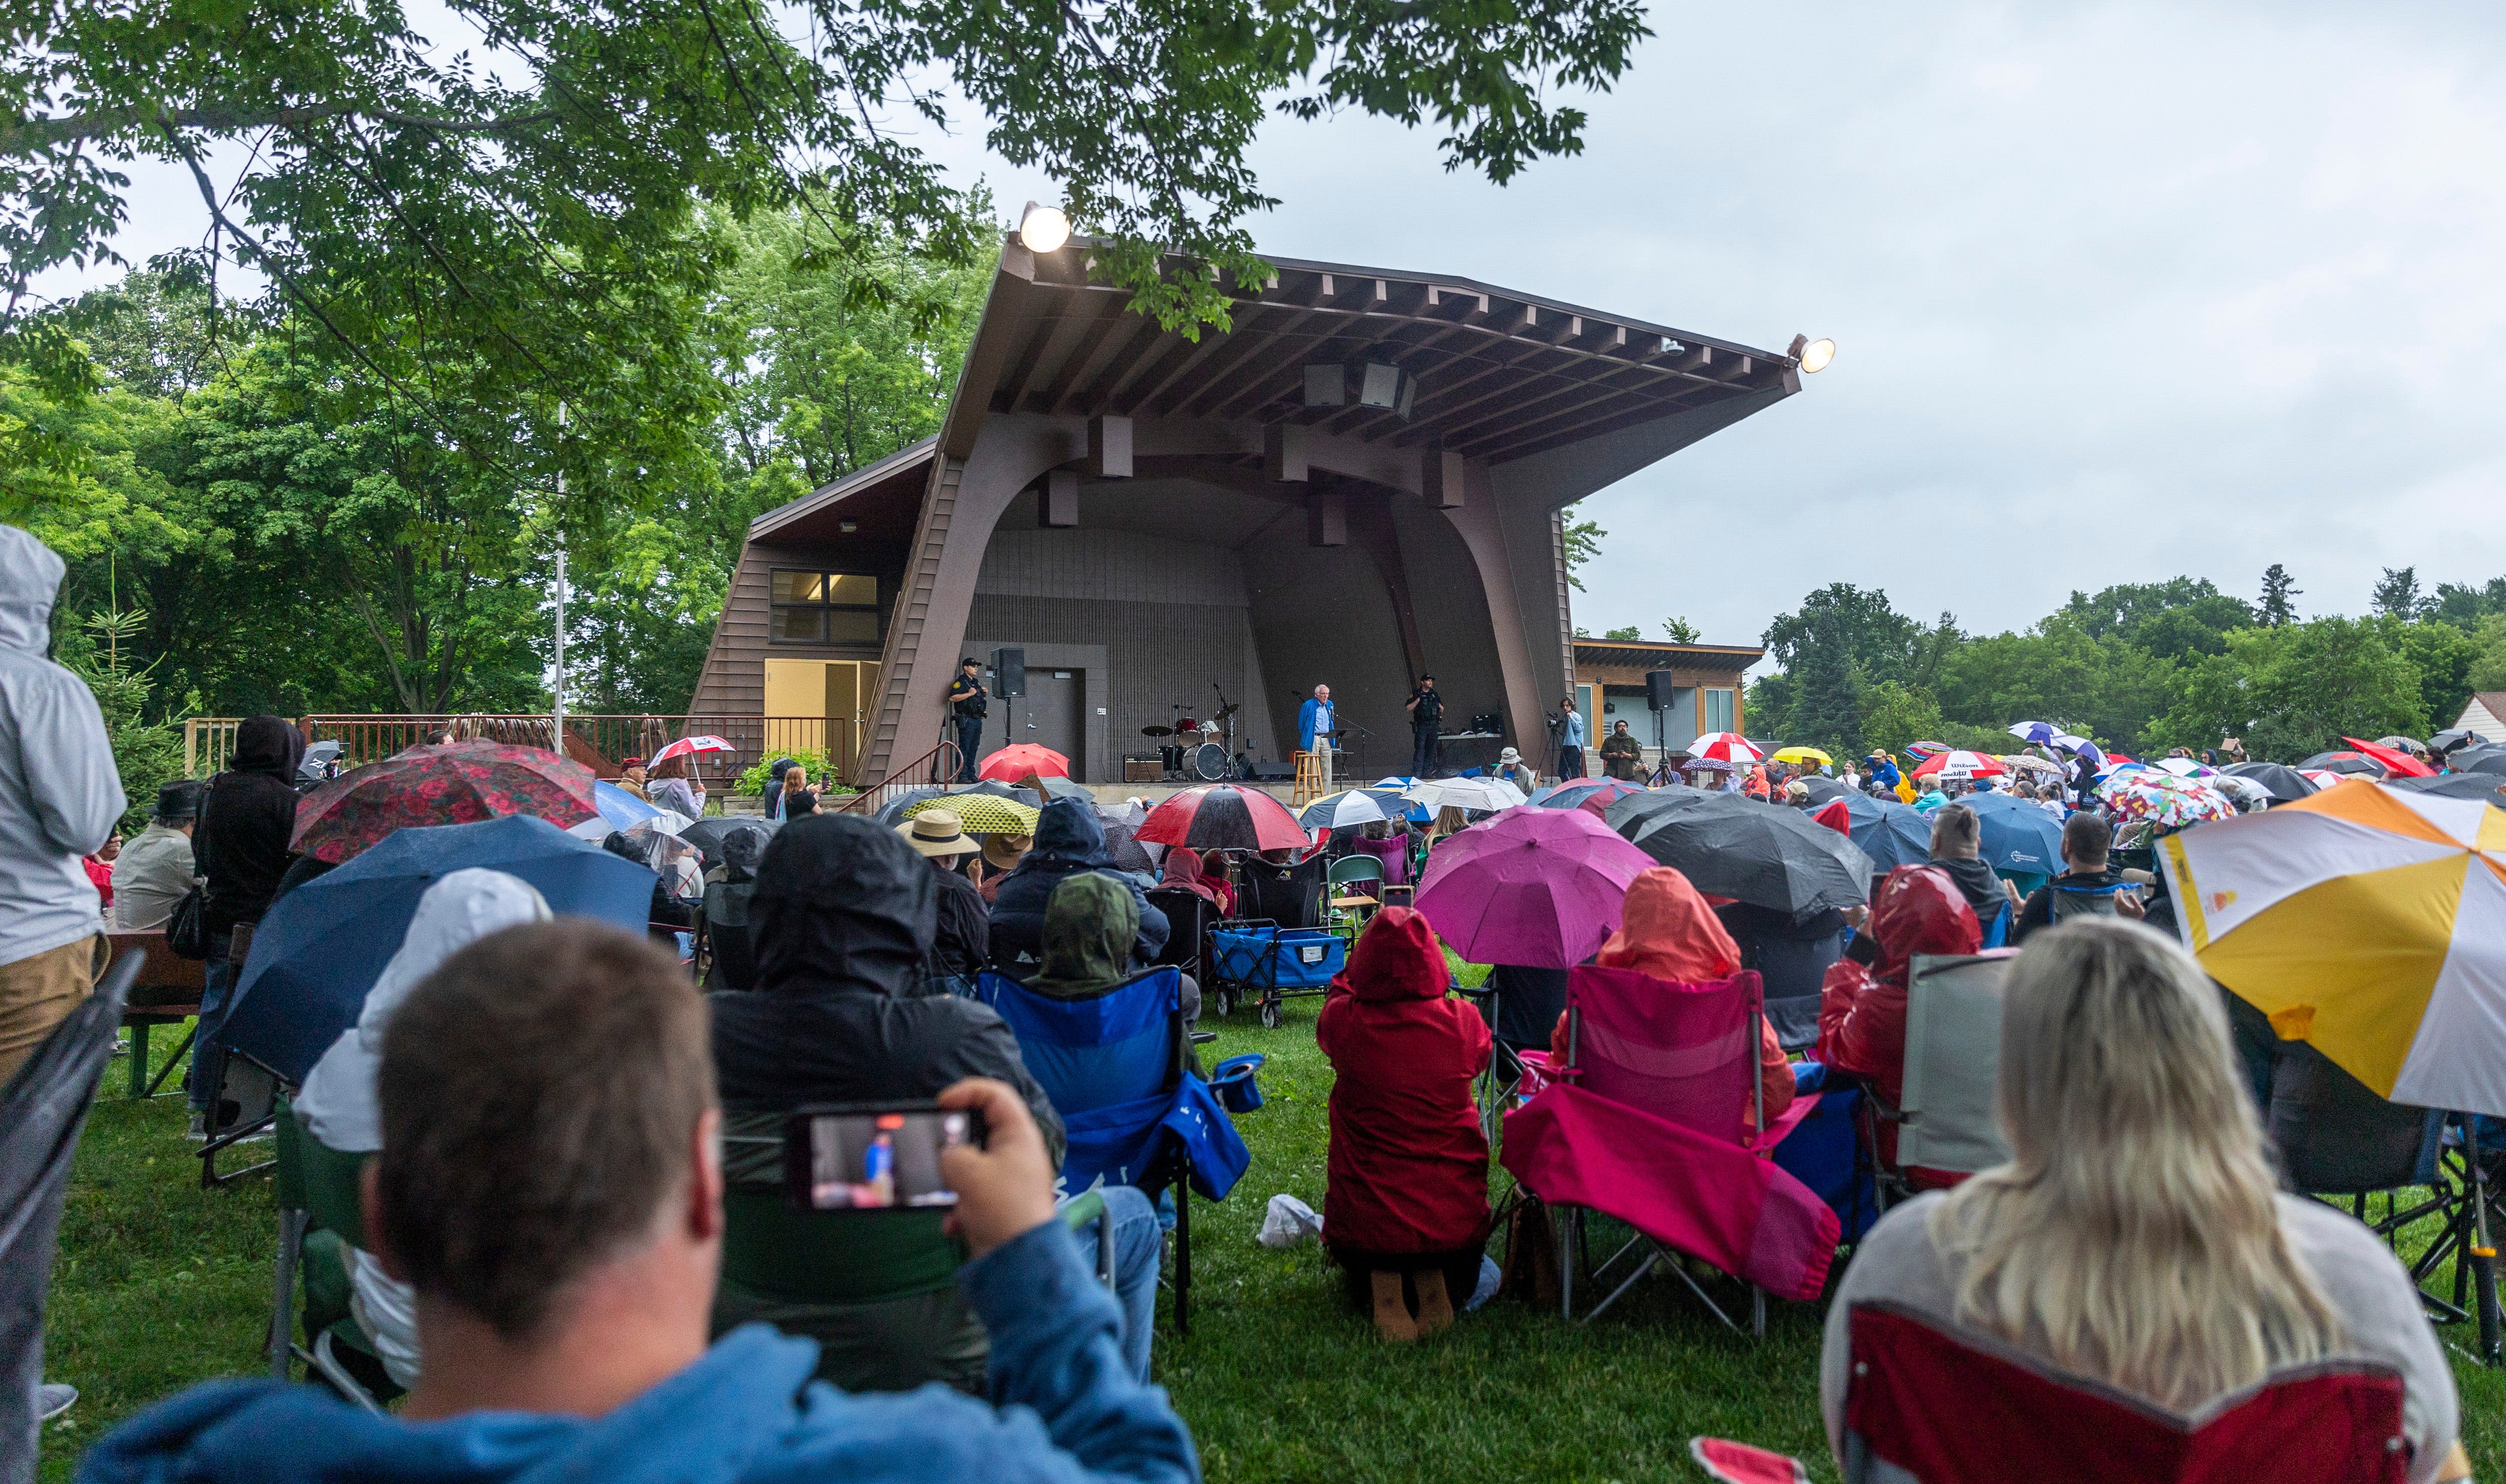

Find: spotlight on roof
1017;202;1071;254
1303;355;1418;420
1787;333;1836;373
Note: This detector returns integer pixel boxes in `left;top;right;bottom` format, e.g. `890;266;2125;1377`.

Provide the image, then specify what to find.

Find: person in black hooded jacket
188;714;305;1134
988;798;1168;973
708;814;1064;1394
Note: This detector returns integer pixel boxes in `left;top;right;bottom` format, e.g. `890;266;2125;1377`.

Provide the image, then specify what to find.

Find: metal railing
187;714;854;789
839;740;963;817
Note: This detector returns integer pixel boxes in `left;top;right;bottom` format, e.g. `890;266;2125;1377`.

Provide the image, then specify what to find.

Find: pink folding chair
1498;965;1835;1335
1692;1301;2411;1483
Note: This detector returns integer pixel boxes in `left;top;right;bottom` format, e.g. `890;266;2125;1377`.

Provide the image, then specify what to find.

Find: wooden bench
104;931;209;1100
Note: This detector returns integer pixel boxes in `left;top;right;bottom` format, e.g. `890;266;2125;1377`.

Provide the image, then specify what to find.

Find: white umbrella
1407;776;1528;813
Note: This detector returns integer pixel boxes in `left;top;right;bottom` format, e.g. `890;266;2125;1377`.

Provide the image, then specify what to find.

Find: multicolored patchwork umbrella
1137;784;1310;853
2158;778;2506;1115
977;744;1071;781
291;742;601;864
2099;770;2236;828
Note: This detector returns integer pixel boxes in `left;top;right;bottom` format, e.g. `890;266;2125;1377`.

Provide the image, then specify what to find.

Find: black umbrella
1101;821;1156;874
1030;774;1094;804
1799;775;1854;805
1602;789;1874;919
681;815;778;872
2297;751;2385;777
2223;761;2319;803
2390;773;2506;804
2450;749;2506;778
2430;728;2490;754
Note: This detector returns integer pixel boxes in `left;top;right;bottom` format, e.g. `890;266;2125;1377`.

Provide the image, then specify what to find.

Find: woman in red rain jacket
1315;907;1492;1342
1816;864;1981;1166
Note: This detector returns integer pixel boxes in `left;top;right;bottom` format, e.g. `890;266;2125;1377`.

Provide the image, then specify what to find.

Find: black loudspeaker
992;647;1026;699
1646;668;1678;711
1249;761;1295;781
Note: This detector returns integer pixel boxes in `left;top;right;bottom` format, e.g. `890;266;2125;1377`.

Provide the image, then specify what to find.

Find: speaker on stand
991;647;1026;770
1647;668;1678;773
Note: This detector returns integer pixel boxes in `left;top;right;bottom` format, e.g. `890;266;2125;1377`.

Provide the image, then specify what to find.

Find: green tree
1932;616;2177;754
2386;618;2475;734
1858;680;1943;758
2157;617;2423;761
1661;616;1701;643
2467;615;2506;695
2372;566;2430;622
1562;503;1605;592
1600;625;1643;641
2258;563;2300;627
2059;576;2252;661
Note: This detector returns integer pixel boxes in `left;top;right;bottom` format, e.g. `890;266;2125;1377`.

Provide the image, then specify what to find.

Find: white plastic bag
1257;1193;1323;1248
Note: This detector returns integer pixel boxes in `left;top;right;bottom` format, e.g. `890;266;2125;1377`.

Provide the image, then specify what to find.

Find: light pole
551;403;567;754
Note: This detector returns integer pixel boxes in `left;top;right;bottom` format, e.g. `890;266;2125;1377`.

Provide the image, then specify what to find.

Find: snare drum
1174;717;1202;736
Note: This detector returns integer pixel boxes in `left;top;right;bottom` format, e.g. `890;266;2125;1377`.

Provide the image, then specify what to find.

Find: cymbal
1140;726;1174;737
1212;702;1240;721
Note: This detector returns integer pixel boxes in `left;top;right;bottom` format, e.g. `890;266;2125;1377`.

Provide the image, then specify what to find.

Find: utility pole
551;403;567;755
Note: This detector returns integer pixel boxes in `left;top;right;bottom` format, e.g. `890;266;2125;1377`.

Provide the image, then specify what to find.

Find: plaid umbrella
978;744;1071;781
1137;784;1309;853
908;792;1038;835
291;741;600;864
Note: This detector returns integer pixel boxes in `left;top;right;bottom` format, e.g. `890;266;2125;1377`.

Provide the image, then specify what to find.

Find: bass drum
1193;742;1231;781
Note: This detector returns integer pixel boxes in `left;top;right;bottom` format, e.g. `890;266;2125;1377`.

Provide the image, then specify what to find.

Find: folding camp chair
2269;1041;2502;1360
1498;965;1833;1335
2;948;135;1484
977;967;1248;1335
1143;887;1212;991
698;877;760;992
1692;1301;2413;1484
269;1103;397;1411
1324;855;1384;939
1848;951;2017;1212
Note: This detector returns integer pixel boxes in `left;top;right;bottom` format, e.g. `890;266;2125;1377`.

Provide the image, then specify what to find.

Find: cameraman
946;658;988;783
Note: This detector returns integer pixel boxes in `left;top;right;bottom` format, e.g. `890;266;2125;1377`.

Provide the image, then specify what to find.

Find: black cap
155;778;206;822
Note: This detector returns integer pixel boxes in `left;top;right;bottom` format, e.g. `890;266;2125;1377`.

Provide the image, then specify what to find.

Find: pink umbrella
1414;807;1655;969
1691;731;1763;764
649;734;732;765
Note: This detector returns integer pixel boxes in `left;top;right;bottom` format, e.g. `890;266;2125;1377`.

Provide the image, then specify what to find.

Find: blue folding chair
977;966;1248;1334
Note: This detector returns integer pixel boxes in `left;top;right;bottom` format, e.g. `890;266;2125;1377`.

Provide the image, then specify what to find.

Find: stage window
771;569;883;645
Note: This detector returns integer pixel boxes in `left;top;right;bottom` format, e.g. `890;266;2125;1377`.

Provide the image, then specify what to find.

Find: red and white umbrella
649;734;733;764
2299;768;2352;792
1910;749;2008;780
1691;732;1763;764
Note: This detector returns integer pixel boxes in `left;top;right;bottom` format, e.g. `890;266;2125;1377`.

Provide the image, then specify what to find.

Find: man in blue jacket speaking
1296;684;1335;790
79;920;1201;1484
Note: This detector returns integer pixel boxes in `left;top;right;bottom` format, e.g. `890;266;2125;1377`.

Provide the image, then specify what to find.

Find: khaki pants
0;935;100;1089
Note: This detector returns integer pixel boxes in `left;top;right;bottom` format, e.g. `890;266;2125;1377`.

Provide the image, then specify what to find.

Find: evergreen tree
2371;566;2429;621
2259;563;2300;627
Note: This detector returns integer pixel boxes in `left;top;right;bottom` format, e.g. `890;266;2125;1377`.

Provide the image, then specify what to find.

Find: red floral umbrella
292;742;602;864
978;744;1072;782
1136;785;1310;854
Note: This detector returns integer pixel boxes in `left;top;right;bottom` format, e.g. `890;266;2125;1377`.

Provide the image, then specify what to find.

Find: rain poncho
650;773;705;819
1816;866;1980;1162
1314;908;1492;1255
198;715;306;933
1024;874;1136;1002
0;525;124;965
989;800;1168;969
1562;867;1795;1130
711;815;1061;1155
1156;847;1233;915
78;1227;1199;1484
293;870;551;1389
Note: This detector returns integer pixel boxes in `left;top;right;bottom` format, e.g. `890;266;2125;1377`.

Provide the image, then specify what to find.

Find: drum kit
1139;695;1242;781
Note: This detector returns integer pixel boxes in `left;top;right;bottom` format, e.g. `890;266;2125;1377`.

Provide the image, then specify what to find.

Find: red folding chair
1692;1300;2411;1483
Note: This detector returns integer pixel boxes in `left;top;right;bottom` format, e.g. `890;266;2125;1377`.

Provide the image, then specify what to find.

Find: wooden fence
184;715;852;790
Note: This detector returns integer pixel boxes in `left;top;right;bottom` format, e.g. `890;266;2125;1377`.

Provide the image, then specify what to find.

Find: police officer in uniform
945;658;987;782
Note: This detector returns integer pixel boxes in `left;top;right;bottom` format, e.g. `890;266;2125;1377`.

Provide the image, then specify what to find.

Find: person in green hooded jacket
1030;874;1201;1042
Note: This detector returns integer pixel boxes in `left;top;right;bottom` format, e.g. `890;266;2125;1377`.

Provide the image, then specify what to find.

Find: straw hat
897;811;976;860
983;832;1033;872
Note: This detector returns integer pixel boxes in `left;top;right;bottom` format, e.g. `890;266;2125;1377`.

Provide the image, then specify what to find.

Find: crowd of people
0;509;2482;1484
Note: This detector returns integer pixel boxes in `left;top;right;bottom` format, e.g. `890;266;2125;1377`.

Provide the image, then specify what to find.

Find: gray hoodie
0;526;125;965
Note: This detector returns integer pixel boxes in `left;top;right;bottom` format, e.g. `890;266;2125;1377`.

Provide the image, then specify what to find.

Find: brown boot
1370;1271;1418;1342
1412;1267;1455;1335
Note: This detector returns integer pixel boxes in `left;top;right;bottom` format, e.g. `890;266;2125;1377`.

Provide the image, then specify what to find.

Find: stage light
1788;333;1837;373
1303;354;1418;419
1018;202;1070;253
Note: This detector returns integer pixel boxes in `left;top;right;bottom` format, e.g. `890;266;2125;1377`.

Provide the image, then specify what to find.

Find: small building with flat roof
693;238;1807;783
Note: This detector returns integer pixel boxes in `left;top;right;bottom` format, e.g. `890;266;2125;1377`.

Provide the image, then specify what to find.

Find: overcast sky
41;2;2506;658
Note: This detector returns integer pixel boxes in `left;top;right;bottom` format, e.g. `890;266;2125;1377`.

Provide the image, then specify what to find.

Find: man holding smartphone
82;919;1199;1484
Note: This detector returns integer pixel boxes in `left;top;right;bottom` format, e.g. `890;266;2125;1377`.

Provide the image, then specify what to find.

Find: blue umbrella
221;814;657;1081
1961;792;2066;877
593;779;661;831
1833;792;1934;872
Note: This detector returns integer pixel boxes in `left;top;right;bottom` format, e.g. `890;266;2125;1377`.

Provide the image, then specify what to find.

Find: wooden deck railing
186;715;855;789
838;740;965;816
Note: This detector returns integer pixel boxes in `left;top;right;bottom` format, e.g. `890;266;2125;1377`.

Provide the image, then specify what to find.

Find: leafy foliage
1560;501;1603;592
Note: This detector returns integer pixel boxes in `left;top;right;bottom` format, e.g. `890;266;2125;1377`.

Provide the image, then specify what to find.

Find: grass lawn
34;1002;2506;1483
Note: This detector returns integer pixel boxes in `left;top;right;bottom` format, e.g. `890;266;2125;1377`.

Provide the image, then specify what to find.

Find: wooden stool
1292;749;1325;806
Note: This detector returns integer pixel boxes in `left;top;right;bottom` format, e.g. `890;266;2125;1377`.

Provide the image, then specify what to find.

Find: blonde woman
1819;919;2466;1482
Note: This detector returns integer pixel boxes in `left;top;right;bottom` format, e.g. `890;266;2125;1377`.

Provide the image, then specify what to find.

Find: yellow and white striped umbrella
2157;777;2506;1115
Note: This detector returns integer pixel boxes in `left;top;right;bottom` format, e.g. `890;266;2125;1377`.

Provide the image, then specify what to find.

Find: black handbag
166;885;208;960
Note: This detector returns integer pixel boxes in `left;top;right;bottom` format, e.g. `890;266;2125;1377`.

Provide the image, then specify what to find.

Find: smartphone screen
784;1104;981;1212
